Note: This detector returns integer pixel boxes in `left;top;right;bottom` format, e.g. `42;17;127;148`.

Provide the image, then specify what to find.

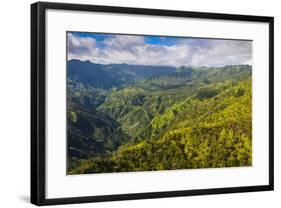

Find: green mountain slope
68;66;252;174
98;65;251;141
67;80;130;164
68;59;176;89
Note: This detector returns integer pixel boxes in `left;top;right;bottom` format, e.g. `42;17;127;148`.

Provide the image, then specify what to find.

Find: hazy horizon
68;58;252;69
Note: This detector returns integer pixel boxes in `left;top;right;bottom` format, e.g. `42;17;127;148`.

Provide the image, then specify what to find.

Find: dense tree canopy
67;61;252;174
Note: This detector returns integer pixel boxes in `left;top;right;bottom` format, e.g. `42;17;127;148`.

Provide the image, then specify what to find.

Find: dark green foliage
196;89;219;100
67;80;130;159
68;59;176;89
68;60;123;89
67;64;252;174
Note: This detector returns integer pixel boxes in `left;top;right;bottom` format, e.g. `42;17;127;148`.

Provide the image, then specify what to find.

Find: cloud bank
67;33;252;67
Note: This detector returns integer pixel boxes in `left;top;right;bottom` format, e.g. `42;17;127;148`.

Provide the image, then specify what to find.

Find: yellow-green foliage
69;76;252;174
69;111;77;123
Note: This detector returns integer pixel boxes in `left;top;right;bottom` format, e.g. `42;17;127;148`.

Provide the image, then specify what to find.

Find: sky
67;32;252;67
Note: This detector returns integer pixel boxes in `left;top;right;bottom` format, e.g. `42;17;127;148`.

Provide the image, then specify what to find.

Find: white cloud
67;33;252;67
190;40;252;67
104;35;145;50
68;33;96;55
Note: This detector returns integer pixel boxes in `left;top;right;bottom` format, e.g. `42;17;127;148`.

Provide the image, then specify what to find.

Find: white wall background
0;0;279;207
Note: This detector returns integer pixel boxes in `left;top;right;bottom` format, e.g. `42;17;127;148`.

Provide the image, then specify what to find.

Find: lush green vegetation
67;60;252;174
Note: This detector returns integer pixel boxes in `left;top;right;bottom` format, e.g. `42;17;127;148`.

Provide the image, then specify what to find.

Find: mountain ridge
67;62;252;174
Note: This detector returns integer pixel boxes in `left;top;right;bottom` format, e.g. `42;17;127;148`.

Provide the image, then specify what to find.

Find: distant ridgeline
67;59;252;174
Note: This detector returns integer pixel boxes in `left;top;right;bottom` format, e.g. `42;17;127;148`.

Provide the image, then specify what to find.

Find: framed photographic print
31;1;274;206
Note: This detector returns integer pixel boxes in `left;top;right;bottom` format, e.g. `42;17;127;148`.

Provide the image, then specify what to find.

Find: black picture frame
31;1;274;206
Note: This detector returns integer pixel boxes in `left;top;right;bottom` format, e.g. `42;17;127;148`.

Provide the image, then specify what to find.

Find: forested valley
67;59;252;174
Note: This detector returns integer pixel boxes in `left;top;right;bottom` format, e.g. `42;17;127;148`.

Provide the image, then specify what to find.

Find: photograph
30;2;273;205
66;32;253;175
